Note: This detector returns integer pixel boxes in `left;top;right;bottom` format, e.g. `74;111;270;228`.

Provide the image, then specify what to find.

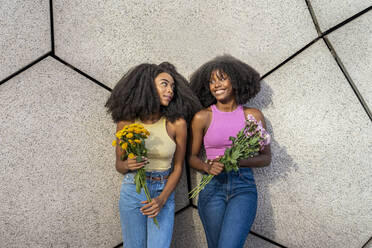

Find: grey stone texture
174;163;190;212
0;57;122;247
2;1;372;247
327;10;372;111
311;0;372;31
247;40;372;247
364;238;372;248
0;0;50;81
53;0;317;88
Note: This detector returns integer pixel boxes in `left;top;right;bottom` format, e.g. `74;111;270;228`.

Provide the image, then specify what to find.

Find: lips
164;95;173;101
214;89;226;95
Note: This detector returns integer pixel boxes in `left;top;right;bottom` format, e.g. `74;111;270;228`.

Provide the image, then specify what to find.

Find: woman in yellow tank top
105;62;201;248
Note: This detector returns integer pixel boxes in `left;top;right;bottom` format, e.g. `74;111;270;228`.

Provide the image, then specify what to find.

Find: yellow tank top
136;117;176;172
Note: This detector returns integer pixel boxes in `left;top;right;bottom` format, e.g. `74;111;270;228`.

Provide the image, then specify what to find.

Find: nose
167;85;173;94
214;80;222;88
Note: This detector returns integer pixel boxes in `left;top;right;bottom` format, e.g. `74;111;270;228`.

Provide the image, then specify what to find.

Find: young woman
105;62;201;248
188;55;272;248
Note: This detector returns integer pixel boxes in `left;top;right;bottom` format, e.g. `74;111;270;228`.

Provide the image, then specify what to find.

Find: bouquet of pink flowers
189;114;270;199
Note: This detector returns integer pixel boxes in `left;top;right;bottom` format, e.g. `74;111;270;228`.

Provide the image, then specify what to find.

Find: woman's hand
140;196;166;218
125;156;147;171
205;156;224;175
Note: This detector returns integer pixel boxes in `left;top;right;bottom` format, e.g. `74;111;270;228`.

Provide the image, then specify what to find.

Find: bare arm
238;108;272;168
114;121;147;174
140;118;187;217
188;110;224;175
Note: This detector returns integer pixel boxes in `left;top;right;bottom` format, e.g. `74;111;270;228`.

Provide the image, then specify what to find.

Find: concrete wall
1;1;371;247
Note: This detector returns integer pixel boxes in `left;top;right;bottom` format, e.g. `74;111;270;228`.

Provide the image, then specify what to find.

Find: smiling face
209;69;234;102
154;72;175;106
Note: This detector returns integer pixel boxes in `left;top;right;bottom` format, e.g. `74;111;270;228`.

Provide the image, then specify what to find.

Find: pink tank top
204;105;246;160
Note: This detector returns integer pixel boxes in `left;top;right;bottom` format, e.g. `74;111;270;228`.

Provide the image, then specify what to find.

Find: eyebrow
160;78;174;85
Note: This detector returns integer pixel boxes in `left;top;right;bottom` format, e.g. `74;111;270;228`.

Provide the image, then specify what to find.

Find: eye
161;81;168;87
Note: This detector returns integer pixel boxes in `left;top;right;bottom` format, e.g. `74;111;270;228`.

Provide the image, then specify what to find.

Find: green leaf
135;173;141;194
136;156;143;162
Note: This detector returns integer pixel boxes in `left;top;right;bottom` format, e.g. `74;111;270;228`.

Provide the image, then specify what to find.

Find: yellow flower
121;142;128;150
134;128;141;134
126;133;133;139
128;153;135;159
128;127;134;132
134;139;141;144
112;140;117;146
115;131;122;139
128;140;134;145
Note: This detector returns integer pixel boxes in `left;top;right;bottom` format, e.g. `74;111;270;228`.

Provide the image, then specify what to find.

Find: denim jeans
197;168;258;248
119;170;175;248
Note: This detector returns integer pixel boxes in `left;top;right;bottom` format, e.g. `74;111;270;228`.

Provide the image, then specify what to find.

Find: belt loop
160;175;164;181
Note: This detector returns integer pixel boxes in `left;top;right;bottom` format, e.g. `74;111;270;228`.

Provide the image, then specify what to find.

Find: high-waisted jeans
119;170;175;248
197;168;258;248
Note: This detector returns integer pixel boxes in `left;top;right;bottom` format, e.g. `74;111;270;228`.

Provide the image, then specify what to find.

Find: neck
215;99;238;112
141;113;161;124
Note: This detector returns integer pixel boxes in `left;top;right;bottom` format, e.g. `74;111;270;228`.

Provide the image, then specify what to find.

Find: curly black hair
189;54;261;108
105;62;202;123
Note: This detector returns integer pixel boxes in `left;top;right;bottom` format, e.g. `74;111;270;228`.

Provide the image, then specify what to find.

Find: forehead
155;72;174;83
210;69;227;79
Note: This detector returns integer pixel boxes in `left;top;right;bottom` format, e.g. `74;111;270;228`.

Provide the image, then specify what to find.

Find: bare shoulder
243;107;265;122
192;107;212;124
116;120;134;131
168;118;187;130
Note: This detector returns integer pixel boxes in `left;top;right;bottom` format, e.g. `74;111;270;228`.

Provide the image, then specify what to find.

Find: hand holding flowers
189;114;271;199
113;123;160;227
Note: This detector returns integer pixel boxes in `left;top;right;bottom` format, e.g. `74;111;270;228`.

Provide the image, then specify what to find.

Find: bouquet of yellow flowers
189;114;271;199
112;123;159;227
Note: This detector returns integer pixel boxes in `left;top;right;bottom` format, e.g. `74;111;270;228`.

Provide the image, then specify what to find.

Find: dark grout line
304;0;322;36
184;150;194;206
175;204;192;215
0;52;51;86
322;5;372;36
362;236;372;248
51;54;112;92
49;0;55;54
262;4;371;81
250;231;288;248
190;203;198;209
261;37;320;80
113;243;123;248
323;37;372;121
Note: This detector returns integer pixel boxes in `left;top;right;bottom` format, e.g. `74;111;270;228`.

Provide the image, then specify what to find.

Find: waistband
123;169;171;183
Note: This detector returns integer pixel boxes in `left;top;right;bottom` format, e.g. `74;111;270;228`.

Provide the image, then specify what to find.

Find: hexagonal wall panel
247;40;372;247
0;0;50;81
327;10;372;111
310;0;371;31
53;0;317;88
0;57;121;247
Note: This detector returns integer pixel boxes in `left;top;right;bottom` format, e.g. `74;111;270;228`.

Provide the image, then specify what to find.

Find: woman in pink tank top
188;55;272;248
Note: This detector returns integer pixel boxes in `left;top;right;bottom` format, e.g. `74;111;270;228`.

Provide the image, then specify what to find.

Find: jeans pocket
122;173;135;184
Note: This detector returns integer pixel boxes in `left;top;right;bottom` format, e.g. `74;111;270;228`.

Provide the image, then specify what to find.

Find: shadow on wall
171;208;207;248
246;80;299;241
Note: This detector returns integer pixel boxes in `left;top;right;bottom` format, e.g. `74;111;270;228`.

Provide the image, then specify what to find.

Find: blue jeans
119;170;175;248
197;168;258;248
